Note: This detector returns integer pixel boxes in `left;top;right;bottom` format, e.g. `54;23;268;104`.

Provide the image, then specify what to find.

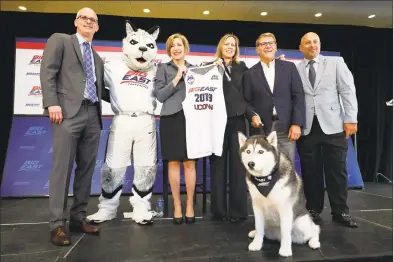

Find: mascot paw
126;194;156;225
138;218;154;226
123;211;154;226
87;209;117;223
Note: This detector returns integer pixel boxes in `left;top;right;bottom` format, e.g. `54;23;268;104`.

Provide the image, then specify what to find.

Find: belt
117;112;151;117
81;99;98;106
272;114;279;121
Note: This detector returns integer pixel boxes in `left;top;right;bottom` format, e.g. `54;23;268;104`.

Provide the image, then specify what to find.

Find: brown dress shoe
50;226;71;246
69;218;100;234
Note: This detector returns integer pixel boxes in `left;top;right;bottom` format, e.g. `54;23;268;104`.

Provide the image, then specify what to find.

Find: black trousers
296;116;349;215
209;116;248;219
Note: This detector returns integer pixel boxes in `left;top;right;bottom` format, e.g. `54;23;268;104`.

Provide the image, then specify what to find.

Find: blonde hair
215;33;240;64
165;33;190;57
255;32;277;47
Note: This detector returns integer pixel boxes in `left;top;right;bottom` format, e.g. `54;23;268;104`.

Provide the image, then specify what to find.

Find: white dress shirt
261;60;277;115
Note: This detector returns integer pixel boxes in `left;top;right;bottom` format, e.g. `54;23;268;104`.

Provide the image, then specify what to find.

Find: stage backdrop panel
0;37;363;197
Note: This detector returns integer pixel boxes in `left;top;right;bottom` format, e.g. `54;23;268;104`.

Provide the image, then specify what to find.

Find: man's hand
251;115;262;128
48;106;63;124
276;54;286;60
288;125;301;141
344;123;357;139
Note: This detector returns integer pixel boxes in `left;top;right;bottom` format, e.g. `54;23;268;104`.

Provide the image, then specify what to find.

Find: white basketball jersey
104;60;157;115
182;64;227;159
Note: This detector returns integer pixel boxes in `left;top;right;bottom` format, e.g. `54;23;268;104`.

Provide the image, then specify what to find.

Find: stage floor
1;182;393;262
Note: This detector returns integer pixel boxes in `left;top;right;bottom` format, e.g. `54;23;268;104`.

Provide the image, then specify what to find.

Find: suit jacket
243;59;306;134
154;60;193;116
40;33;109;129
295;55;358;135
222;61;255;121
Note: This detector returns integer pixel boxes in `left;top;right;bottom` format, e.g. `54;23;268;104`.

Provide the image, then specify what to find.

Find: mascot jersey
182;64;227;158
104;60;156;115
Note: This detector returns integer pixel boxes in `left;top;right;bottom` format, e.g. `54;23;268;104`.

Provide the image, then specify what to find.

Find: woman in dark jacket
208;34;259;223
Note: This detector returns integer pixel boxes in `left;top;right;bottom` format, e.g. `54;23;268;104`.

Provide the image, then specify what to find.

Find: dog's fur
238;131;320;257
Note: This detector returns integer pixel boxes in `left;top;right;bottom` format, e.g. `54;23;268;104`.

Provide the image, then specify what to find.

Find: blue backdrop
1;115;363;197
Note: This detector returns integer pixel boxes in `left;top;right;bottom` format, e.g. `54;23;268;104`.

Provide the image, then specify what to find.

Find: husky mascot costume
87;21;160;225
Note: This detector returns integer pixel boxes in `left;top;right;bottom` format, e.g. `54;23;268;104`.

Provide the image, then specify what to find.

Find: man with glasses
40;7;109;246
243;33;306;165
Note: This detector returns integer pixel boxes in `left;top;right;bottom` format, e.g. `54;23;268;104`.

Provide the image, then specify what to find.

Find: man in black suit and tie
40;7;109;246
243;33;306;165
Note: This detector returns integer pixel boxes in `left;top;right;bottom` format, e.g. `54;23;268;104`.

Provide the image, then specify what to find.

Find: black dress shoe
229;217;246;223
173;217;183;225
308;210;323;225
212;215;228;221
185;216;195;224
332;213;358;228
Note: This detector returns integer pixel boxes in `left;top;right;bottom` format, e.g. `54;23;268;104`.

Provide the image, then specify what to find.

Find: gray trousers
271;120;296;166
49;103;101;230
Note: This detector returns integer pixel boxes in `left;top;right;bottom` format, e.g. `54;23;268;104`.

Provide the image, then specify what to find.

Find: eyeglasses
257;41;276;47
77;15;98;24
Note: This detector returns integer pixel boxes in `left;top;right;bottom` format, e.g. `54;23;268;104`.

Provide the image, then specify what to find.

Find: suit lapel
314;55;327;90
255;62;272;95
273;60;283;94
71;34;84;67
299;60;313;91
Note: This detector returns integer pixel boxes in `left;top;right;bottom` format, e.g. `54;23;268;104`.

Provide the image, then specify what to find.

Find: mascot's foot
87;209;117;223
127;191;156;226
123;211;154;226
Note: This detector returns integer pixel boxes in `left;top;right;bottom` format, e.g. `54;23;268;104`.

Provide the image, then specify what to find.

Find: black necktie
308;60;316;88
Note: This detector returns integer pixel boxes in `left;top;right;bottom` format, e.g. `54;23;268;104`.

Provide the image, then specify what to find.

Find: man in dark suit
40;7;109;246
243;33;306;165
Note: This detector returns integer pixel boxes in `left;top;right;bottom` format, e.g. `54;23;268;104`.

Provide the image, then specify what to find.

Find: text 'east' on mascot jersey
104;60;157;115
182;64;227;159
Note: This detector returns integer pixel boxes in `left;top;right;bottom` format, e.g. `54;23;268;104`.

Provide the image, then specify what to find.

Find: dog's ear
238;132;247;148
147;26;160;40
266;131;278;149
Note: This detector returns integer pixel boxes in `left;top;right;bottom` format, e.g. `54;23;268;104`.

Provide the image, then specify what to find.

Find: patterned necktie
308;60;316;88
83;41;98;102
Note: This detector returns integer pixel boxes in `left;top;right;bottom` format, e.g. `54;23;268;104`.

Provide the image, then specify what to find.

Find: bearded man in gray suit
295;32;358;228
40;7;110;246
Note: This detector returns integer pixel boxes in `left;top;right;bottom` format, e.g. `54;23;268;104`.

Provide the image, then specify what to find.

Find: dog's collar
250;165;280;197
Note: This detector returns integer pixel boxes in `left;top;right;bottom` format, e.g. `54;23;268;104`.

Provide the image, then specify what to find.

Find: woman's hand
172;65;188;88
214;58;223;66
176;65;188;79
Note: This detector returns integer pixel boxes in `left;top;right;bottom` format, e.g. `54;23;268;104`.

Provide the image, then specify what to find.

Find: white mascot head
122;20;160;72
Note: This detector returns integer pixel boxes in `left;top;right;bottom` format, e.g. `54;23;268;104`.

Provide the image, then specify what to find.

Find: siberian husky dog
238;131;321;257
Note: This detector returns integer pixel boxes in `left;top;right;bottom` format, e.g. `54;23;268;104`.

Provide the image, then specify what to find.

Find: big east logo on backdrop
29;55;42;65
0;37;364;197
